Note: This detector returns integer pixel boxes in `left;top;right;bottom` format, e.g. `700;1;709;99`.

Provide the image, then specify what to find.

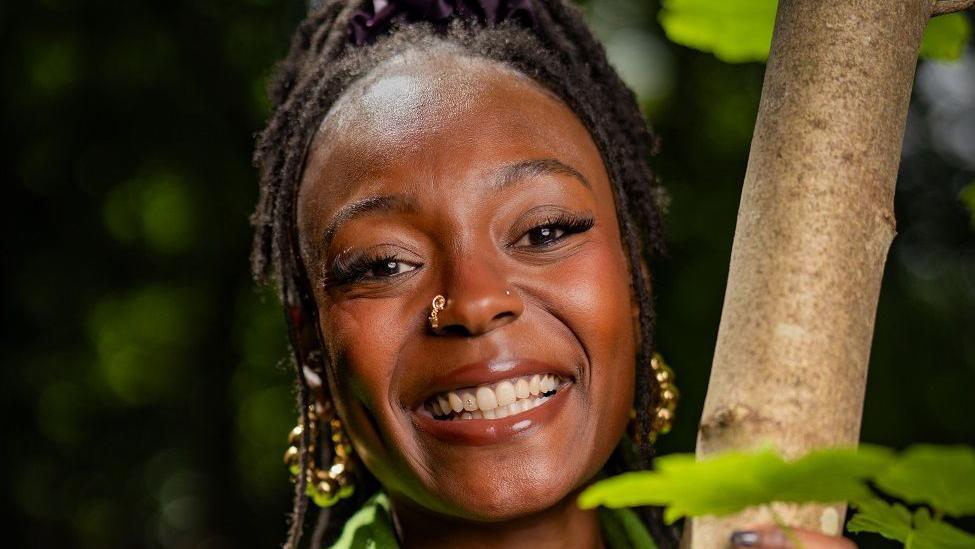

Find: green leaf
920;14;971;62
658;0;971;64
913;508;975;549
875;445;975;517
848;500;975;548
658;0;777;63
847;498;913;544
598;507;659;549
578;446;893;524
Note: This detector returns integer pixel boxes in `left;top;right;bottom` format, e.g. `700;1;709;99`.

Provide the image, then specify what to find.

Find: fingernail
730;530;761;547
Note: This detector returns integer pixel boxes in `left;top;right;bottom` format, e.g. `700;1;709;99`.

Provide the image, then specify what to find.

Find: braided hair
251;1;673;547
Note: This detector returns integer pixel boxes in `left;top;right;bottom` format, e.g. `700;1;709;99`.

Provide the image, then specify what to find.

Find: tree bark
689;1;933;547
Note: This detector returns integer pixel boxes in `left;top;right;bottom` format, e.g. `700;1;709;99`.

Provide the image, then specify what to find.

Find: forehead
297;46;612;248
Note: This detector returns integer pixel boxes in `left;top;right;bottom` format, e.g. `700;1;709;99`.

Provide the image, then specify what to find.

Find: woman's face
296;47;638;521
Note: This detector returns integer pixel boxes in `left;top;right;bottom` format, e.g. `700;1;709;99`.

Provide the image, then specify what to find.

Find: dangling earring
628;352;679;446
284;403;356;507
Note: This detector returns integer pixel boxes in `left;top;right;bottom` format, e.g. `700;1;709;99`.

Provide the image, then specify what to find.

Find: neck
389;488;604;549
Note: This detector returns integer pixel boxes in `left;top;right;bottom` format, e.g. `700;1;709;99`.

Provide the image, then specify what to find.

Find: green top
328;492;658;549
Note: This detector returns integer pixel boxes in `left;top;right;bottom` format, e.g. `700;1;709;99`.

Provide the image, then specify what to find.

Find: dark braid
251;1;674;547
286;356;313;549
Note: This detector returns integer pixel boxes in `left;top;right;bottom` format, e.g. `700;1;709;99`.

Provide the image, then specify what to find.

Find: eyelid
326;242;420;268
322;243;423;288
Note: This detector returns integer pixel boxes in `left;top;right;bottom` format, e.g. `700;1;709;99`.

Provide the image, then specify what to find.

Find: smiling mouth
423;374;568;421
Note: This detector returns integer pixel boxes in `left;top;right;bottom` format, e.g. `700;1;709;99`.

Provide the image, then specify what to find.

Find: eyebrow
320;194;420;257
493;158;593;192
319;157;591;254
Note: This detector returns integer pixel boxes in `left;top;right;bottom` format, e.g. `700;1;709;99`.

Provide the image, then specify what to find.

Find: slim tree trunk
690;0;936;546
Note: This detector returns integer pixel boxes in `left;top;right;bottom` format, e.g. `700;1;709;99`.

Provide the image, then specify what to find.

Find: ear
287;304;330;412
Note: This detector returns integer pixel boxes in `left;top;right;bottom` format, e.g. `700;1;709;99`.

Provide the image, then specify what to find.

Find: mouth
409;358;576;446
420;373;569;421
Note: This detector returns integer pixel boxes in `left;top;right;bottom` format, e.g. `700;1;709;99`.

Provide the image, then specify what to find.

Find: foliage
874;445;975;517
848;499;975;548
920;13;972;61
657;0;776;63
658;0;972;63
578;446;892;523
579;445;975;548
846;498;914;544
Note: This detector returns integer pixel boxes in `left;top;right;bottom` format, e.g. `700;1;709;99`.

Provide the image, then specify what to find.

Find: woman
251;1;857;547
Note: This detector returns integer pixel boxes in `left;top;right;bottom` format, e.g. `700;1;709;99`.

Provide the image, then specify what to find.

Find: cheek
561;240;636;371
547;236;636;437
323;298;398;386
317;299;422;489
319;299;408;421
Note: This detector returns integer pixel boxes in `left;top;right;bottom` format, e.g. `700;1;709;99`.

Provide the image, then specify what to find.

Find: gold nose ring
428;294;446;329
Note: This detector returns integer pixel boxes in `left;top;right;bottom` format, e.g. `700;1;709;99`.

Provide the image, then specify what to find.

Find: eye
521;225;567;246
325;250;422;288
366;258;418;278
513;213;595;248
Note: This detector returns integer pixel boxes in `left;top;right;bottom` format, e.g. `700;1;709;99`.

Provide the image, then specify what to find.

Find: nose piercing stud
429;294;446;329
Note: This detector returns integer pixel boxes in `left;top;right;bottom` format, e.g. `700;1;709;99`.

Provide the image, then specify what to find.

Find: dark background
2;1;973;547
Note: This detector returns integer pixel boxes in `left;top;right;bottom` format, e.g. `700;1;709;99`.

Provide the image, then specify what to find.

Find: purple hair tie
347;0;538;46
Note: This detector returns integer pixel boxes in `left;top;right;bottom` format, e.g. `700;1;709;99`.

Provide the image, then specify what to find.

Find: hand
730;525;856;548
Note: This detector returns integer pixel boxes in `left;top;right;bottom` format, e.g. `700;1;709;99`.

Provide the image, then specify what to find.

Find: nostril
492;311;515;324
435;312;516;336
439;324;471;336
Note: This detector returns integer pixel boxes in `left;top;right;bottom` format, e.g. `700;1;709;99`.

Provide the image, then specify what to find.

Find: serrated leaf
658;0;971;64
913;508;975;549
848;499;975;548
847;498;912;544
578;446;893;524
875;445;975;517
921;14;971;62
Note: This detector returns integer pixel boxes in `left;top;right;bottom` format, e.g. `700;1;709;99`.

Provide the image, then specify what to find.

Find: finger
730;525;857;548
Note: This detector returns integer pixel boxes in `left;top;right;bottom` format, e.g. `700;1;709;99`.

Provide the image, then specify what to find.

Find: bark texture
690;1;932;546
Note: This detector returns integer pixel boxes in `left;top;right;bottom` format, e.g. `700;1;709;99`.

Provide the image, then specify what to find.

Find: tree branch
932;0;975;15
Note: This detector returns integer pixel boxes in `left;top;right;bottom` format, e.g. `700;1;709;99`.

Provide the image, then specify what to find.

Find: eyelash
325;250;417;288
324;212;595;288
513;212;595;249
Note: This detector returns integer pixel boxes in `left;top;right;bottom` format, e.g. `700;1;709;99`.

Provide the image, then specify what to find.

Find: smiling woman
249;1;850;548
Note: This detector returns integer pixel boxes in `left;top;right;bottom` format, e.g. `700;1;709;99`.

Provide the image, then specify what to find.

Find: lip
409;357;577;410
412;380;573;445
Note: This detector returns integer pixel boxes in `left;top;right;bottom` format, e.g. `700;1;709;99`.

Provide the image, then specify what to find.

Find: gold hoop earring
628;352;679;446
428;294;446;329
283;404;355;507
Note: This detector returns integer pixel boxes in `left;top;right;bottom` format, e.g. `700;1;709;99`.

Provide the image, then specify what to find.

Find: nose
430;259;523;337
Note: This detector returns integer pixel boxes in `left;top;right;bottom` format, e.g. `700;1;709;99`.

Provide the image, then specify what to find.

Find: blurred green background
2;0;973;547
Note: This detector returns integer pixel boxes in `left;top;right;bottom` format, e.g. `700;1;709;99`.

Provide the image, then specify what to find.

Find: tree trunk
689;0;934;546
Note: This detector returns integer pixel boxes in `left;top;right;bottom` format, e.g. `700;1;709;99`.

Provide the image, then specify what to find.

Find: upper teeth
426;374;563;420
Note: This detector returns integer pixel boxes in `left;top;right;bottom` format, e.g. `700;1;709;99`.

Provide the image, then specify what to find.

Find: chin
430;450;584;522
